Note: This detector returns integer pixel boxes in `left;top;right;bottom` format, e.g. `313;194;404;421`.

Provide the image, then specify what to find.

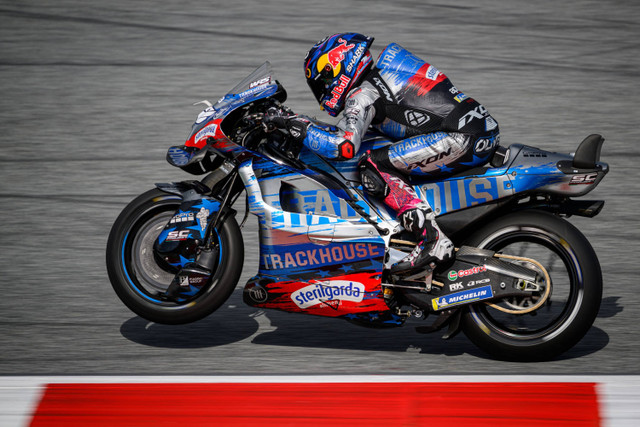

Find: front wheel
106;189;244;324
461;210;602;361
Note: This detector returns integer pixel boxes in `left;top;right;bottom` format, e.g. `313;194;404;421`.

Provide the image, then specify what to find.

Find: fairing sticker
155;198;222;269
157;198;221;243
291;280;365;309
432;285;494;311
258;235;385;278
244;271;389;317
418;174;513;216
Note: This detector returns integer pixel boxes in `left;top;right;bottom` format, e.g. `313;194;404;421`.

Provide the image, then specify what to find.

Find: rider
266;33;500;275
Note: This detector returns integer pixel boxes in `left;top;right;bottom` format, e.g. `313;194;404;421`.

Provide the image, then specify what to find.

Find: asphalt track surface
1;0;639;376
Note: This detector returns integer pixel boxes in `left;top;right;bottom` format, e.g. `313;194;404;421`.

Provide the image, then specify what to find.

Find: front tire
106;189;244;324
461;210;602;361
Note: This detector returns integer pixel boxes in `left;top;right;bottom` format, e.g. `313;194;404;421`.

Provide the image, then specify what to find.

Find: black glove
286;119;308;143
262;106;308;143
262;106;291;132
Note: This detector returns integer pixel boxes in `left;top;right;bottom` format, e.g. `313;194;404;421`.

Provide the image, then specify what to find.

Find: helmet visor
308;64;335;103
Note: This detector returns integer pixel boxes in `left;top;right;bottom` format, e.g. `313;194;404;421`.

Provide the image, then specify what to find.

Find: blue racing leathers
296;43;500;216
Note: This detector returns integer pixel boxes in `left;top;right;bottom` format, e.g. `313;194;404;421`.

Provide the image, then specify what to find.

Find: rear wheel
106;189;244;324
461;211;602;361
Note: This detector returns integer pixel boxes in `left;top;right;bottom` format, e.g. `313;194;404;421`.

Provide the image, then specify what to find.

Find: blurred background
0;0;638;375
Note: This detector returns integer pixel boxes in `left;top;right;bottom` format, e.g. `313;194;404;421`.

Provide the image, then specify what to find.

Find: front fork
153;164;243;301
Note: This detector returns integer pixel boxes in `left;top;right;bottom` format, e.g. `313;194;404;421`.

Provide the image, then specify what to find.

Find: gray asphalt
0;0;638;375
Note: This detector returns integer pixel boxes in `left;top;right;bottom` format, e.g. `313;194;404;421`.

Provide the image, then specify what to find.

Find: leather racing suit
293;43;500;274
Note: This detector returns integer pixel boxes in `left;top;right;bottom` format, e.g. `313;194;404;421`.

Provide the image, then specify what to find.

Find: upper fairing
186;62;283;148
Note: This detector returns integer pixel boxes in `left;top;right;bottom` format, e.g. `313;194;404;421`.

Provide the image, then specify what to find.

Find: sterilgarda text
292;281;365;309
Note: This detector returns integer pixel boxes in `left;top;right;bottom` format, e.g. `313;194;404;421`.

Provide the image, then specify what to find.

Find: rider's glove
286;119;308;143
261;106;309;159
262;106;308;143
262;107;289;131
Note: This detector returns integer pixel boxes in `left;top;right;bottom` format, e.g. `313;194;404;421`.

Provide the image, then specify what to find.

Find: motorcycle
106;62;608;361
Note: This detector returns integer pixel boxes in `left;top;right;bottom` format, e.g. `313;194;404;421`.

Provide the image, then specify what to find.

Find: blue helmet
304;33;374;116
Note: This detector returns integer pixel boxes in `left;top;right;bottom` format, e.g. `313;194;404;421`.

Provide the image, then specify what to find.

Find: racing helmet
304;33;374;116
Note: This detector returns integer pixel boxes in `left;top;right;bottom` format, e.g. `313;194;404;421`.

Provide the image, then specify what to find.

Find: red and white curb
1;375;639;426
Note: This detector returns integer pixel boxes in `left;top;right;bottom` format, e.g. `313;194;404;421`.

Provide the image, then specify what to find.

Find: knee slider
358;152;390;198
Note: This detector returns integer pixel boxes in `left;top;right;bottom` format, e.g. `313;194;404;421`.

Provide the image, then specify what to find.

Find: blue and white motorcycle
106;63;608;361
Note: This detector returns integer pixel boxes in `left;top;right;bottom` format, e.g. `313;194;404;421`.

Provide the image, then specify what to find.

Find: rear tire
106;189;244;324
461;210;602;361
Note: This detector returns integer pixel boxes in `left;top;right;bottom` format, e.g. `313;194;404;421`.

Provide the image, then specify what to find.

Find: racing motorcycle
106;62;608;361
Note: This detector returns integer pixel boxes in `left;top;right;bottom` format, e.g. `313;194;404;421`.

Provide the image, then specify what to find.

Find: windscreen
227;61;275;97
192;61;280;129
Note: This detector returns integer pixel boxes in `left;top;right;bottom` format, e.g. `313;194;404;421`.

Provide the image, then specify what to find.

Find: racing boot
391;207;454;275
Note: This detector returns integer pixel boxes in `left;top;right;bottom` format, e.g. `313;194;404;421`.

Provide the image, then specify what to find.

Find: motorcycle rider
266;33;500;275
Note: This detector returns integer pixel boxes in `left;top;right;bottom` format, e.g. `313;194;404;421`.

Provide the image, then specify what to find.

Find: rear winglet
573;134;604;169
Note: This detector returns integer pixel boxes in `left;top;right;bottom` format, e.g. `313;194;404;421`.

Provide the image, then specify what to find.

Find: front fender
155;181;212;199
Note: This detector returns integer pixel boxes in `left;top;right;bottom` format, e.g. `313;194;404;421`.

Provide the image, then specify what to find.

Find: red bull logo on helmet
317;38;355;76
327;38;355;68
324;74;351;110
